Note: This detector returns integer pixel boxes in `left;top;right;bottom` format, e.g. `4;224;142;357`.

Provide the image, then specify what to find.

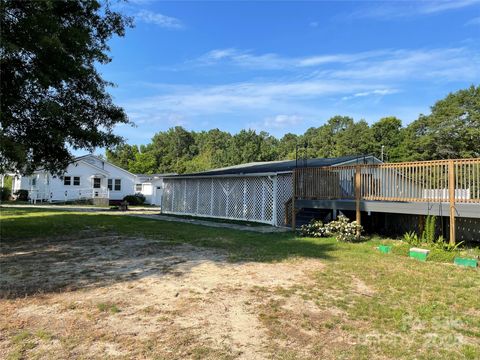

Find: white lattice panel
275;173;293;227
162;175;280;225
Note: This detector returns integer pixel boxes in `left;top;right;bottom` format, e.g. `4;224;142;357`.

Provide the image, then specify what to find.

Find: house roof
135;173;176;178
75;154;137;178
165;155;377;178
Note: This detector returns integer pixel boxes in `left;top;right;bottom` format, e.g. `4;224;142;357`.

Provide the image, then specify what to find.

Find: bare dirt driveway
0;234;325;359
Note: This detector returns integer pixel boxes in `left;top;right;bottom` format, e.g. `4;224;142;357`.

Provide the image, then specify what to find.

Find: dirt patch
0;236;324;359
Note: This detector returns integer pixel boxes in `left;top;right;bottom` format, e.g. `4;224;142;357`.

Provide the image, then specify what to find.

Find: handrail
292;158;480;244
293;158;480;203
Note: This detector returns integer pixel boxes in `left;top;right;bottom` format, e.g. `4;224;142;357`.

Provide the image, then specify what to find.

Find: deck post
355;165;361;239
448;160;456;245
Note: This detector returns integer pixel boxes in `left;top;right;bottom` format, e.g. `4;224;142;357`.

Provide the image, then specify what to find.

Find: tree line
106;85;480;175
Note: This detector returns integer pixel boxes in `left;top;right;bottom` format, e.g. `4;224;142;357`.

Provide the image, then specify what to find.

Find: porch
288;158;480;244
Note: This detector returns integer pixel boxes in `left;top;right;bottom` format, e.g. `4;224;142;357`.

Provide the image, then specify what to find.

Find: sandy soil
0;235;325;359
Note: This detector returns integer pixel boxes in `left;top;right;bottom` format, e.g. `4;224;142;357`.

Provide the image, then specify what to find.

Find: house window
135;184;143;192
73;176;80;186
31;177;37;186
93;178;101;189
64;176;71;186
107;179;112;190
114;179;121;191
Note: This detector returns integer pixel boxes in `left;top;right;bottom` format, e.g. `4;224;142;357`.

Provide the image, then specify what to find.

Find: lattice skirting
162;174;293;227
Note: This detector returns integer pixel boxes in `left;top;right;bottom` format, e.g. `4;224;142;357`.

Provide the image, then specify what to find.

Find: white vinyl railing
29;187;109;203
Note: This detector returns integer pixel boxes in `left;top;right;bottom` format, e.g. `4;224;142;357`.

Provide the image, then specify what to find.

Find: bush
13;189;28;201
0;187;11;202
300;219;327;237
123;193;145;205
402;215;463;252
300;215;363;242
325;215;363;242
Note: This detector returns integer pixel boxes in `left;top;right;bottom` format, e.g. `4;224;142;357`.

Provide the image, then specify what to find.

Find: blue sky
100;0;480;147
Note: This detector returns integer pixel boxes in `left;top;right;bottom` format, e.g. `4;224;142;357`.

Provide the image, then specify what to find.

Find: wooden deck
290;158;480;244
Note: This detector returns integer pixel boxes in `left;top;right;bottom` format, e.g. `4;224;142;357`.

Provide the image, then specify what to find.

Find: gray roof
135;173;176;178
167;155;375;178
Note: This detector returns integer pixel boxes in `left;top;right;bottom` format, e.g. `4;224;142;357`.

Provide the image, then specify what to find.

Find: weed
97;302;120;314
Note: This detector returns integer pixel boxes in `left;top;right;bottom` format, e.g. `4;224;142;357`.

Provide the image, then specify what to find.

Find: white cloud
121;45;479;135
196;48;392;69
194;47;480;82
136;10;184;29
347;0;480;20
420;0;480;14
323;48;480;82
263;114;303;128
342;89;399;101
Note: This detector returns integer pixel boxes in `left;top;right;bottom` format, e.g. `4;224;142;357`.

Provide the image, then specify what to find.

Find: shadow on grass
1;211;337;299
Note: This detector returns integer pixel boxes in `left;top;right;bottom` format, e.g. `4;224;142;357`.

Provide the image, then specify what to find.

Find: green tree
278;133;299;159
404;85;480;160
150;126;197;173
1;0;132;174
106;144;139;171
128;151;158;174
371;117;404;161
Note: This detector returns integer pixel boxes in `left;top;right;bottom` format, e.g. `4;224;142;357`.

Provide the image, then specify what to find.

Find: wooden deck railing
292;158;480;243
294;158;480;203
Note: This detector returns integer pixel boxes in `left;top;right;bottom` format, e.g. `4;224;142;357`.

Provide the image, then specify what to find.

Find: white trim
79;154;137;178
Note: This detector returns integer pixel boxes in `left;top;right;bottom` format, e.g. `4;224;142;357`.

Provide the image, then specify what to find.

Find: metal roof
135;173;176;179
165;155;375;178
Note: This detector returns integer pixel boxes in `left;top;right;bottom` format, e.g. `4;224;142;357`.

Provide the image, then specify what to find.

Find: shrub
325;215;363;242
301;215;363;242
13;189;28;201
403;231;420;246
421;215;437;244
300;219;327;237
402;215;463;252
0;187;11;202
123;193;145;205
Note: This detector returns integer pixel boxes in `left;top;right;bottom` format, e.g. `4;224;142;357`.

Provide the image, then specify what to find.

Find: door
92;177;101;197
155;186;163;206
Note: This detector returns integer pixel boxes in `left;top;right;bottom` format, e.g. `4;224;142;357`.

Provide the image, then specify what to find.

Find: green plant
13;189;29;201
433;236;464;252
325;215;363;242
300;219;327;238
123;193;146;205
0;187;11;202
97;302;120;314
403;231;420;246
403;217;464;252
421;215;437;244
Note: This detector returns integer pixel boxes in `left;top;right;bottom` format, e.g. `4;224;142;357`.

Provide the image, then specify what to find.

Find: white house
134;173;174;206
11;154;140;204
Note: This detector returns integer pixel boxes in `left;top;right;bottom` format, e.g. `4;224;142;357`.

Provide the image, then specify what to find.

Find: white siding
14;155;137;202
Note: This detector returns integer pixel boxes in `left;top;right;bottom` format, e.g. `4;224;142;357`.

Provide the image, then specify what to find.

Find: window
107;179;113;190
135;184;143;192
64;176;71;186
93;178;101;189
114;179;121;191
31;177;37;186
73;176;80;186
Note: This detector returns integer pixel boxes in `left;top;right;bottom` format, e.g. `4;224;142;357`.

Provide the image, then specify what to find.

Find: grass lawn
1;207;479;359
